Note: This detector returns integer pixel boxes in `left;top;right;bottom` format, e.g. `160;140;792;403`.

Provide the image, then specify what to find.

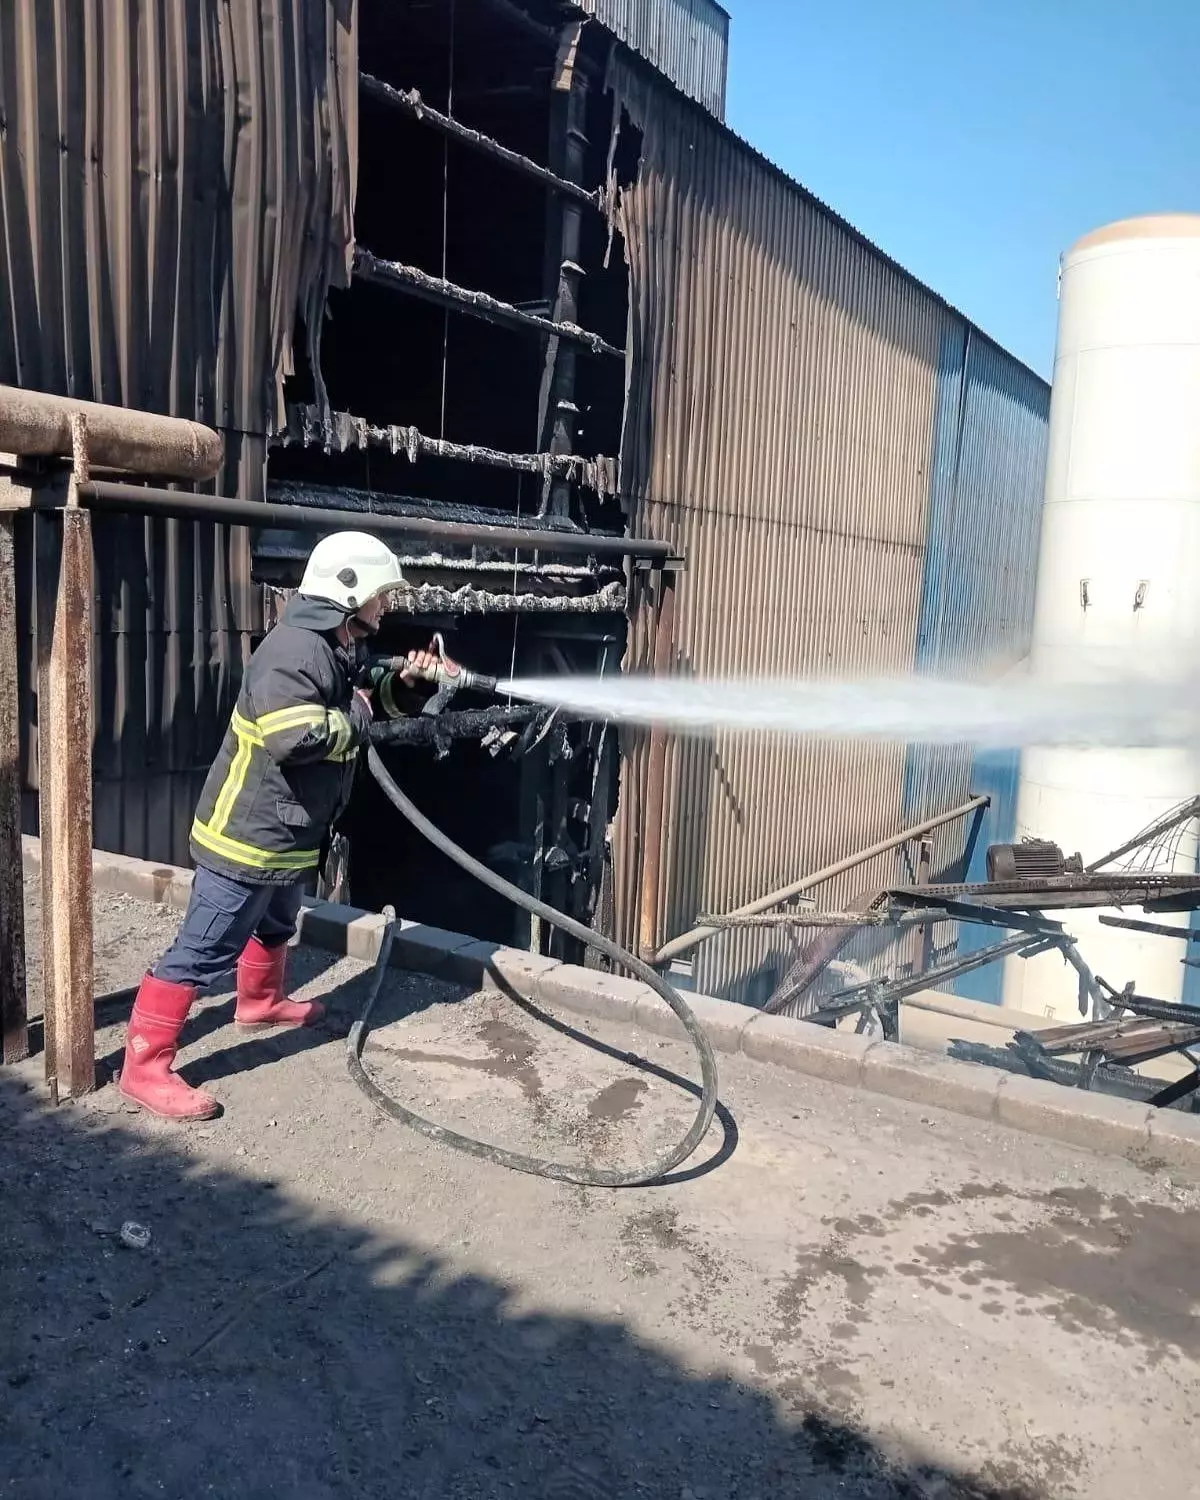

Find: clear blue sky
724;1;1200;377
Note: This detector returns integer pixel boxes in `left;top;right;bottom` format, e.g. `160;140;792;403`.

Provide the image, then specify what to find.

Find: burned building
1;0;1049;1007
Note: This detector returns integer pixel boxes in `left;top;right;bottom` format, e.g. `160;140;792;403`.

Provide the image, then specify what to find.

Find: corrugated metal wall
580;0;728;118
903;329;1051;1001
0;0;357;863
608;56;1051;1006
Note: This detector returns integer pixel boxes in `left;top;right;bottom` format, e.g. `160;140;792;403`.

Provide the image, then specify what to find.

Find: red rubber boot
119;975;220;1120
235;937;325;1031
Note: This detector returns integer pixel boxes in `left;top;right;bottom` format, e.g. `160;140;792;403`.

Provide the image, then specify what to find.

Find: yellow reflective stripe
257;704;328;739
230;709;264;746
328;709;352;759
191;818;320;872
209;711;260;835
380;673;401;720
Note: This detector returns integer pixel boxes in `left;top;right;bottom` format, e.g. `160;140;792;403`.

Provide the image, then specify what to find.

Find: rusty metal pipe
68;480;678;565
654;794;991;968
638;572;676;961
0;386;222;480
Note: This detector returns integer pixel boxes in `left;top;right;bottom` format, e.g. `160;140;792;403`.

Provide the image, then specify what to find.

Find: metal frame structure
0;385;682;1101
0;393;229;1097
727;819;1200;1108
1012;990;1200;1110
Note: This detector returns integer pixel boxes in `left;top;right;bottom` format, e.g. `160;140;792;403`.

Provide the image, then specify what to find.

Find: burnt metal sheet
894;873;1200;912
606;55;1051;1008
0;0;357;866
577;0;729;118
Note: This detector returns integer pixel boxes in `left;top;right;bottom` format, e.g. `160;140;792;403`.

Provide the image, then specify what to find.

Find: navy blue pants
154;866;304;987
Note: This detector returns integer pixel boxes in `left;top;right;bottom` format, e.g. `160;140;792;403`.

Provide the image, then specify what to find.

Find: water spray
488;672;1200;750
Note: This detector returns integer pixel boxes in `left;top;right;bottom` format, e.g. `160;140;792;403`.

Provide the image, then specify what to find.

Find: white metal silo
1003;215;1200;1021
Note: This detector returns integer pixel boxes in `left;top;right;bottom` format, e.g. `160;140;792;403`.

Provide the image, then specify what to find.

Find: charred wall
0;0;356;858
261;0;637;949
1;0;640;953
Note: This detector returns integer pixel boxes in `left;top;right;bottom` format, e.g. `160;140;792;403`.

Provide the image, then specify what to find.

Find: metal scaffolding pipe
354;249;623;359
67;480;678;564
654;794;991;967
1099;912;1200;941
361;75;601;209
0;385;222;480
695;909;946;930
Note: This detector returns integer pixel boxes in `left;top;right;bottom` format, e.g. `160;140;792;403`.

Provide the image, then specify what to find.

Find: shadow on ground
0;1063;1049;1500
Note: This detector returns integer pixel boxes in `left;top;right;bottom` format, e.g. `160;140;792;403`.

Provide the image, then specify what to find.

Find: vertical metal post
39;422;96;1099
638;568;676;962
580;723;616;959
537;21;588;521
0;505;29;1063
35;507;59;1085
529;751;549;958
516;640;549;955
916;837;934;975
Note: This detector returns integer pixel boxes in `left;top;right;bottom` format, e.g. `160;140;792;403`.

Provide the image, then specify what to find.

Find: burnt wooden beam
353;248;623;360
37;454;96;1100
370;706;544;747
276;404;618;497
0;504;28;1063
361;75;601;210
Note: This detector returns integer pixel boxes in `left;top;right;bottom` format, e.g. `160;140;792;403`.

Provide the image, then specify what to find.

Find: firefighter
118;530;436;1121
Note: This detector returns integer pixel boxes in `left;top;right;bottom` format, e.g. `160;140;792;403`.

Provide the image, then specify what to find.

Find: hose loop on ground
346;747;719;1188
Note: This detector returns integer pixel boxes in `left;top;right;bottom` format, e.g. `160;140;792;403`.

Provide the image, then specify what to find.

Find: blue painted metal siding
904;326;1051;1002
1183;889;1200;1008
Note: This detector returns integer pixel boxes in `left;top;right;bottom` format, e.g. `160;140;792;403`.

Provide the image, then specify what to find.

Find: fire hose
345;647;720;1187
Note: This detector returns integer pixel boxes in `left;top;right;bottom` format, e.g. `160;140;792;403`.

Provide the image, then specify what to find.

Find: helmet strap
348;611;380;639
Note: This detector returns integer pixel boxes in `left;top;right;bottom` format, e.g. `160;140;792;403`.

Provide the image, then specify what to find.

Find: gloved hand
399;641;442;686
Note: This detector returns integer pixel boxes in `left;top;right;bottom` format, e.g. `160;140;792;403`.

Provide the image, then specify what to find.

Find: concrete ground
3;889;1199;1499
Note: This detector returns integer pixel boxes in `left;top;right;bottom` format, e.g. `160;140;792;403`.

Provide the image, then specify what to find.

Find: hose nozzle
370;633;498;697
426;659;499;696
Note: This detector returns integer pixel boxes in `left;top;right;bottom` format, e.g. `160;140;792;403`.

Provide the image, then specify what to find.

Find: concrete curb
22;838;1200;1182
23;834;196;909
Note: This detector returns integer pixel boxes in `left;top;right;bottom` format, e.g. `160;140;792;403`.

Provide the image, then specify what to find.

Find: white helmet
299;531;404;614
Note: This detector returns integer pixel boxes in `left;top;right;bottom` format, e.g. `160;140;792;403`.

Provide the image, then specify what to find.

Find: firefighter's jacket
189;593;411;885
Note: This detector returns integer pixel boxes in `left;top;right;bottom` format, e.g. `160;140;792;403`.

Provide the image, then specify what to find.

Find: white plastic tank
1004;215;1200;1020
